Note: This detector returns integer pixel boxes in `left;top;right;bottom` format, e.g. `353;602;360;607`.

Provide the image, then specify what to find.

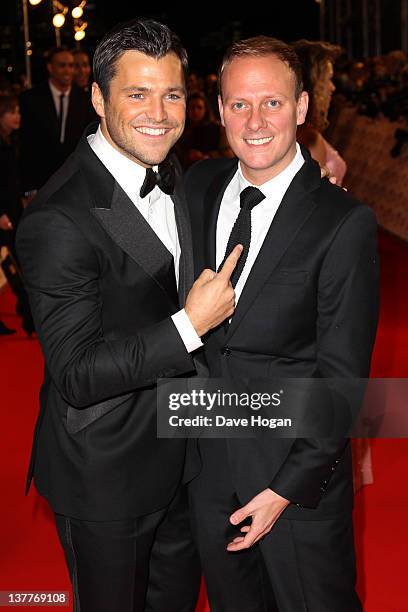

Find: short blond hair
218;35;304;100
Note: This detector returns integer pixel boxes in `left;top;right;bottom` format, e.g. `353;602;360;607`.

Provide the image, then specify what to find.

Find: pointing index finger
218;244;243;281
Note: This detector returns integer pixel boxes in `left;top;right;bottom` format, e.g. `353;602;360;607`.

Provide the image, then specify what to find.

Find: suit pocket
66;392;134;434
266;269;308;285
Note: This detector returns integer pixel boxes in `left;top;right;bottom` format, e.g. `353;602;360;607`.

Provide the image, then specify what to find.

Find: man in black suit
19;47;95;196
17;19;240;612
186;36;380;611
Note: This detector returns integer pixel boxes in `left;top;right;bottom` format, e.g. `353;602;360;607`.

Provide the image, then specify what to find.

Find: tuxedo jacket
19;82;96;192
186;147;380;520
16;124;196;521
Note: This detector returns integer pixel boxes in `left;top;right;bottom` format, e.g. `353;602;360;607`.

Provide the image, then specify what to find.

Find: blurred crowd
0;42;407;337
0;47;95;336
334;50;408;123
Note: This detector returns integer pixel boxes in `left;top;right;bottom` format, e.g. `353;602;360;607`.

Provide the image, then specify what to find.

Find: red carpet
0;230;407;611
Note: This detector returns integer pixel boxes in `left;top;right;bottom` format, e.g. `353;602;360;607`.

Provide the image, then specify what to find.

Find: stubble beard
104;111;182;167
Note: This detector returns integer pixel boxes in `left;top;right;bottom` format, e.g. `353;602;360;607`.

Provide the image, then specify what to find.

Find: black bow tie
139;160;176;198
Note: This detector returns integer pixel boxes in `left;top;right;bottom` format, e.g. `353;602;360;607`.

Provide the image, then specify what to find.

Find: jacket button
220;347;231;356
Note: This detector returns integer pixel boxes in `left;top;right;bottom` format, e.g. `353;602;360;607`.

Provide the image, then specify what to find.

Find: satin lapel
226;155;321;341
76;131;179;306
204;161;238;269
172;187;193;306
92;183;179;308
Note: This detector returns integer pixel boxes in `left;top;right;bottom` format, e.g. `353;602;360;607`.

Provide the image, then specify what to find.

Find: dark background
0;0;405;83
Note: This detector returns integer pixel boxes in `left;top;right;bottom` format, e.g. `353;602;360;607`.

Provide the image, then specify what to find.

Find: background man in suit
17;19;240;612
19;47;95;196
186;36;379;611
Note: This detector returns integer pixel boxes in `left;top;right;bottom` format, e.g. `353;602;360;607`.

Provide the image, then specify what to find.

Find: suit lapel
77;129;179;308
44;83;59;138
93;183;179;306
173;188;193;306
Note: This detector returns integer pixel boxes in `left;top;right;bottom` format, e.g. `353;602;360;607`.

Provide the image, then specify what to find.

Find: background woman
176;91;232;168
293;39;347;185
0;94;34;336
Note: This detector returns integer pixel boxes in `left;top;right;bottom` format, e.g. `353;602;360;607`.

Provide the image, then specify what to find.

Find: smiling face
92;50;186;167
47;51;74;92
219;55;308;185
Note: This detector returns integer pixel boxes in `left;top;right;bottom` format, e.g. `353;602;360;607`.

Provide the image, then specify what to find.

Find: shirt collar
88;125;153;195
227;142;305;204
48;80;71;98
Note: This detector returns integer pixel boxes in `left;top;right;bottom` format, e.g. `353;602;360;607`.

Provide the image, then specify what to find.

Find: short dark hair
46;46;74;64
219;35;303;101
93;18;188;100
72;49;90;59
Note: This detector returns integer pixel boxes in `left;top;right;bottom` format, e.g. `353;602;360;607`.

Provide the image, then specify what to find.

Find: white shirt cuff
171;309;203;353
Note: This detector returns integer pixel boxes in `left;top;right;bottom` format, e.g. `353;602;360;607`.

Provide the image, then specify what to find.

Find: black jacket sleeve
16;206;194;408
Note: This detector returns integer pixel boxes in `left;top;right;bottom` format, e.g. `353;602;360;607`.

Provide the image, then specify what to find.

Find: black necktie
58;93;64;143
140;160;176;198
218;186;265;288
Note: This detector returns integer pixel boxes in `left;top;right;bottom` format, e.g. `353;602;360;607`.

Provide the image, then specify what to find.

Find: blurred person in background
73;49;92;92
0;94;34;336
204;72;220;120
381;50;408;121
186;71;203;94
293;40;347;185
0;95;16;334
19;47;95;198
177;91;232;168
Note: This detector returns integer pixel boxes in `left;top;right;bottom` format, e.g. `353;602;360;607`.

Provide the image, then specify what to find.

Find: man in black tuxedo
186;36;380;611
19;47;95;196
17;19;240;612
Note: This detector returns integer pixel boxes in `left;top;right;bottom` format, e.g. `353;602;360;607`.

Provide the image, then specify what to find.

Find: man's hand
185;244;243;337
320;165;338;184
0;214;13;231
227;488;290;552
320;166;348;190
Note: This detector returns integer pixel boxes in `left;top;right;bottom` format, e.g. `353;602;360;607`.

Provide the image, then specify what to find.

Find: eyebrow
121;86;185;93
226;92;288;102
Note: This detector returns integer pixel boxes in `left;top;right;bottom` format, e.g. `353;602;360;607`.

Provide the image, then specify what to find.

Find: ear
218;95;225;127
296;91;309;126
92;82;106;119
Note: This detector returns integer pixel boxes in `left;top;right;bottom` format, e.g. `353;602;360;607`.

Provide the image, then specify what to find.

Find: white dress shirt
49;80;70;144
216;143;305;302
88;126;202;353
